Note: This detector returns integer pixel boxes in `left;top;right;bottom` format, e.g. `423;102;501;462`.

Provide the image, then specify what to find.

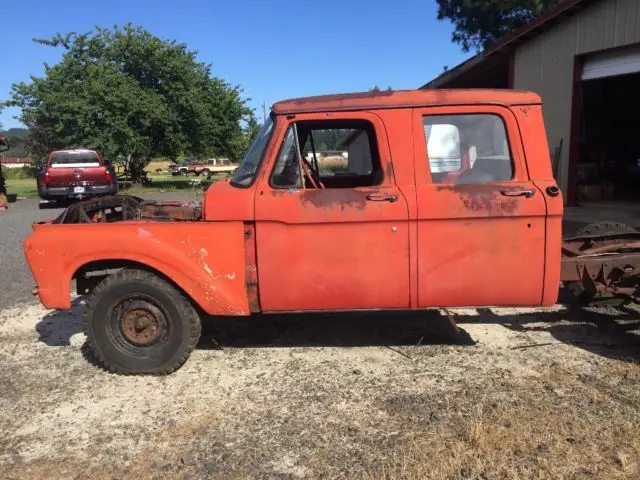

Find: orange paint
24;222;249;315
24;89;562;313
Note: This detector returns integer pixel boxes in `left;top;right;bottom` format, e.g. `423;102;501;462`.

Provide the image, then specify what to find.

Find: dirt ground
1;297;640;479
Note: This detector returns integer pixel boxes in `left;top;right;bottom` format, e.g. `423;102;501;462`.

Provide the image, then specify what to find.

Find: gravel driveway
1;196;640;479
0;193;198;310
0;199;64;309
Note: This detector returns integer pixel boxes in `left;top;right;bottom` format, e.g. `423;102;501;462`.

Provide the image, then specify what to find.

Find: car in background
169;158;238;176
36;149;118;205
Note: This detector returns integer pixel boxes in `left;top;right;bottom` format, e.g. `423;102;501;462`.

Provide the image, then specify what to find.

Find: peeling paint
435;184;519;216
301;190;367;210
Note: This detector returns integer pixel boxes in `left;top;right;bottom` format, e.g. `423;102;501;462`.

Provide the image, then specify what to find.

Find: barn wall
513;0;640;194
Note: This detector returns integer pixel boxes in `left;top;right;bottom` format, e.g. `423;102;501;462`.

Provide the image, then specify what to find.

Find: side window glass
423;114;513;184
303;129;373;178
270;120;383;189
424;124;461;173
271;126;302;188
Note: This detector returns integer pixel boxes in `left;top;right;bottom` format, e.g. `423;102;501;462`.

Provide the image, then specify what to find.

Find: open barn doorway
575;46;640;204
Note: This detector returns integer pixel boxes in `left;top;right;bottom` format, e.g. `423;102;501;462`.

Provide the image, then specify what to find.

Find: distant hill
1;128;28;138
0;128;29;157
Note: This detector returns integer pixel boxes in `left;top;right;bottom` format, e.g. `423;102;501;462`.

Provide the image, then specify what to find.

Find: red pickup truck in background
23;89;640;375
37;149;118;204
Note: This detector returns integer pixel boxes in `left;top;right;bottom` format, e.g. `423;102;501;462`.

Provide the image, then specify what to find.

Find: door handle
366;193;398;203
500;189;535;198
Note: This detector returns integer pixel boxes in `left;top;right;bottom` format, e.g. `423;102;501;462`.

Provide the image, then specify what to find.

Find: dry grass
366;362;640;480
318;155;348;174
145;160;172;172
3;304;640;479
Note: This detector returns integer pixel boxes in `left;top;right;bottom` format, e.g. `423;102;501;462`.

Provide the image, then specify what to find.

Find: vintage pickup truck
169;158;237;176
23;90;640;375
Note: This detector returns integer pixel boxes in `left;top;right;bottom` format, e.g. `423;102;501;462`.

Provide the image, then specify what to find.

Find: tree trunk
129;156;149;185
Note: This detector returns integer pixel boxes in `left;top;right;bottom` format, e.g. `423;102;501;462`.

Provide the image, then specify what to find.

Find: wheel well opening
72;260;199;310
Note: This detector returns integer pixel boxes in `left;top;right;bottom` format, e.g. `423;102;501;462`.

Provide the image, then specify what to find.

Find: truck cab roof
272;89;542;115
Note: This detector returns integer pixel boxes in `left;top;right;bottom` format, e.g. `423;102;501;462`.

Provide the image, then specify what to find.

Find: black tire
577;221;638;236
84;269;201;375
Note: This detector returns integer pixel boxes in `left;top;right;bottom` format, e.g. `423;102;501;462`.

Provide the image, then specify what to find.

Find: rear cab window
49;151;101;168
422;114;514;184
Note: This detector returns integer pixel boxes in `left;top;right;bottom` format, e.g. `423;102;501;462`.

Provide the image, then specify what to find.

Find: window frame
230;113;277;189
267;117;385;190
412;106;529;186
269;124;304;189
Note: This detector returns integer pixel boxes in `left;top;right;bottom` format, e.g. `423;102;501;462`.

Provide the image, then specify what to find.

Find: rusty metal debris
139;202;201;221
561;230;640;303
52;195;201;224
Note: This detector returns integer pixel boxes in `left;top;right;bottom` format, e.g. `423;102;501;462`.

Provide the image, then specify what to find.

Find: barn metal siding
514;0;640;193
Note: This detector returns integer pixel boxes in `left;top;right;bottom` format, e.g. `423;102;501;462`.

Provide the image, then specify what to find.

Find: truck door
412;106;547;307
255;112;410;312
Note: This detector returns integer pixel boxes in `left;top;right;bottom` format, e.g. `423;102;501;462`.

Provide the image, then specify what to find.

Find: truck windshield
231;116;274;187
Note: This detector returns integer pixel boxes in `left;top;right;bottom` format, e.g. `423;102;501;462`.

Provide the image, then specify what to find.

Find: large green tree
436;0;561;52
5;24;251;181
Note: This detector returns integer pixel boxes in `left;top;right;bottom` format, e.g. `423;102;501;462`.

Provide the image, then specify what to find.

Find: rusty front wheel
84;269;201;375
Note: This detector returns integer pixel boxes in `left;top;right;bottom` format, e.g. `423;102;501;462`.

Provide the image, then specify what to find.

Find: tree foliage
370;85;393;92
436;0;561;52
5;25;252;181
0;128;29;157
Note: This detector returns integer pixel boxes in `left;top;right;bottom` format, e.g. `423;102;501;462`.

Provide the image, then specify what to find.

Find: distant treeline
0;128;29;157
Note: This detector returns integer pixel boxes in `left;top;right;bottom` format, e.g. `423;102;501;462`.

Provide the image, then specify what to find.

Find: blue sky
1;0;471;129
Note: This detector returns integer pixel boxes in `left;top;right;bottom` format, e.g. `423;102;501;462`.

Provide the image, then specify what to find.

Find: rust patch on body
283;90;395;108
139;204;201;221
300;190;367;210
435;184;519;215
244;223;260;313
385;160;395;183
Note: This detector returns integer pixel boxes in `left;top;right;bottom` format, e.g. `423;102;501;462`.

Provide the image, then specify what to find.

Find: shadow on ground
35;299;475;350
35;297;640;364
460;304;640;362
197;310;474;350
36;299;85;346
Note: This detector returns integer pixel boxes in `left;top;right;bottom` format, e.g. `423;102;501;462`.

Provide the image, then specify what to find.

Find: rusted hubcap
119;301;167;346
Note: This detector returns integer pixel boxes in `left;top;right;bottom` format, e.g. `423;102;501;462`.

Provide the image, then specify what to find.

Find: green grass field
4;173;227;199
5;178;38;198
121;173;226;195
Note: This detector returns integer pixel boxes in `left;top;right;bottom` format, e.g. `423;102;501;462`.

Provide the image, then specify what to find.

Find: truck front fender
24;221;250;315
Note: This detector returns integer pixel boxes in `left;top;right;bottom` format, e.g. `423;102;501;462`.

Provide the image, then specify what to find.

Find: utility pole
262;101;267;123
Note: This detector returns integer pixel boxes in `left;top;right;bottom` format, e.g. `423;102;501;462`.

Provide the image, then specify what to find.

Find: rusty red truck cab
203;89;564;311
25;89;571;374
